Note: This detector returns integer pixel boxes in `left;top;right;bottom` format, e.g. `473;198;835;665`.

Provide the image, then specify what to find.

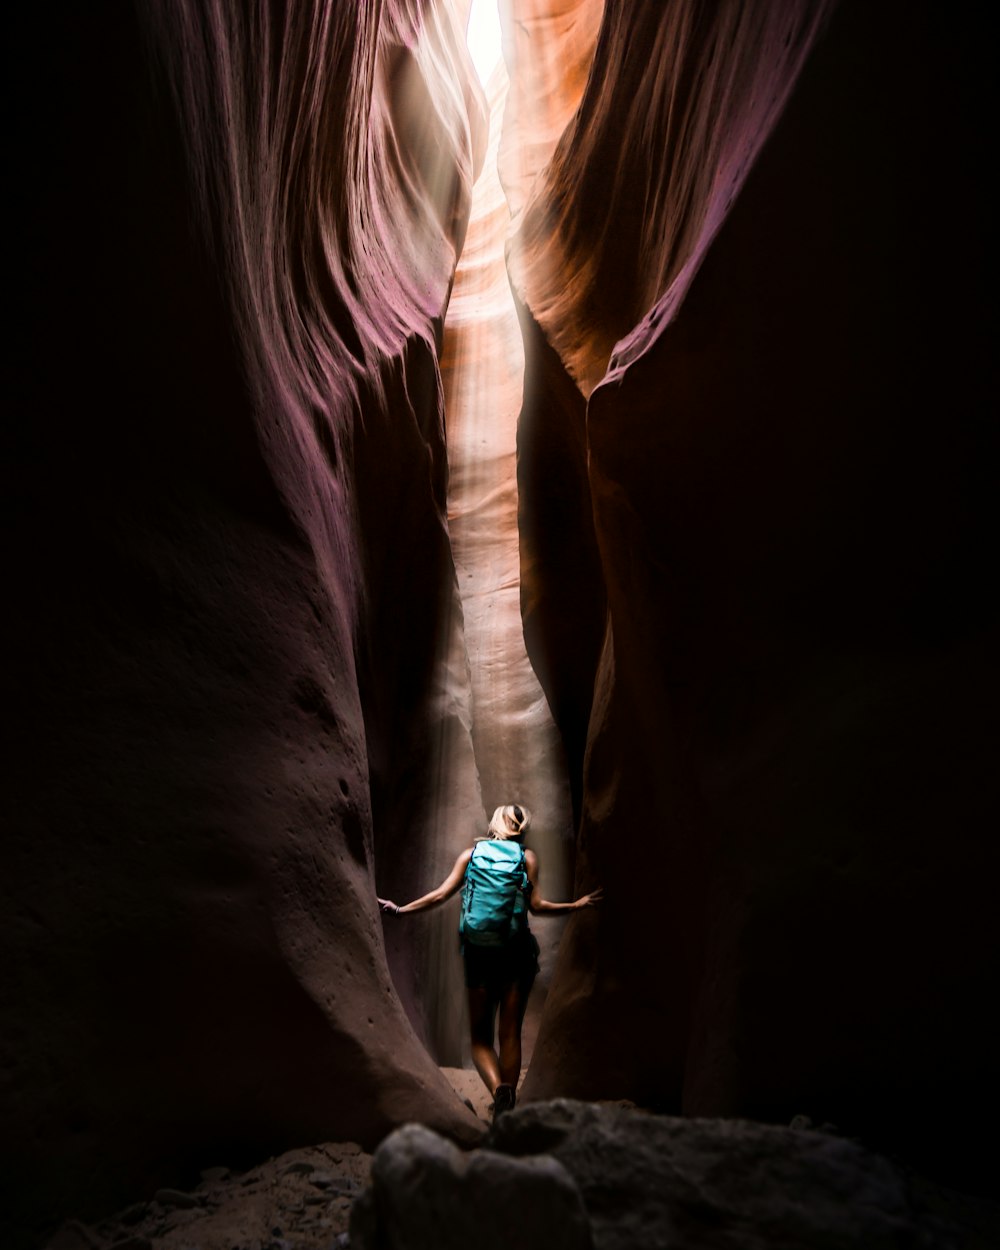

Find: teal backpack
459;839;529;947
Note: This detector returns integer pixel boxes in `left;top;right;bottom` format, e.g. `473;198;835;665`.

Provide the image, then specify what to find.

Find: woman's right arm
524;849;602;915
378;847;473;916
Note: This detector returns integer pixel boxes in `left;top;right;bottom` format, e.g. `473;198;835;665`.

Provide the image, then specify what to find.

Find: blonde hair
487;803;531;840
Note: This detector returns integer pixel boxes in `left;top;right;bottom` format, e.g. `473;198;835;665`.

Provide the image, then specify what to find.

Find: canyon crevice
5;0;996;1243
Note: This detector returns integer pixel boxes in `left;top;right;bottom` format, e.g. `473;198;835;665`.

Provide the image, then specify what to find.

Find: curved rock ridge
507;0;837;399
497;0;605;222
7;1;488;1241
515;0;998;1184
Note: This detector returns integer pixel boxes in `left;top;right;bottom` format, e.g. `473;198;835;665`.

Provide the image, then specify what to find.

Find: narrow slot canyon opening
409;0;574;1088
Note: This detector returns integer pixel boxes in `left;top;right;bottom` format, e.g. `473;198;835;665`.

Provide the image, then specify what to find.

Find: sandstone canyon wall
512;0;998;1182
5;2;488;1240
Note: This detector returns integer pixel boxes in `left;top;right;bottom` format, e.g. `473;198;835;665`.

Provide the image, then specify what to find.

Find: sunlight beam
467;0;503;89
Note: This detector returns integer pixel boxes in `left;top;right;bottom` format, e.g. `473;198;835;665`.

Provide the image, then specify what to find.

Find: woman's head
487;803;531;840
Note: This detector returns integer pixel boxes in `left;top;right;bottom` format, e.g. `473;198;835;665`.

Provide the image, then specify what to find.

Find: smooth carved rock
497;0;603;219
515;0;998;1188
350;1122;593;1250
7;1;485;1242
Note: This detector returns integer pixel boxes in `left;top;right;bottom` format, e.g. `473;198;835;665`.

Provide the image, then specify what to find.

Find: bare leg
497;979;528;1089
467;986;502;1094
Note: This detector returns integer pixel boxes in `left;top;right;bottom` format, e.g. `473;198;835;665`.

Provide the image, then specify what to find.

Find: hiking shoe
492;1084;516;1119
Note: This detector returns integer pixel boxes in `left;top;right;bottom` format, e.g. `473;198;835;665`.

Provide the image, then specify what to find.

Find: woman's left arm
378;847;473;916
524;849;603;915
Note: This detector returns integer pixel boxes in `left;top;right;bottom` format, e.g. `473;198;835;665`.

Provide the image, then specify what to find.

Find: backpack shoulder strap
515;842;529;887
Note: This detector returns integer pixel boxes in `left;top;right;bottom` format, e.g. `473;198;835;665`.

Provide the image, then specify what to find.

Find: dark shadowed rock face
513;0;999;1184
352;1100;998;1249
351;1121;593;1250
5;1;486;1242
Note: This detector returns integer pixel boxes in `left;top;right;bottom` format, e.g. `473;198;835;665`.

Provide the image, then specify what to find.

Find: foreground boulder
353;1100;999;1249
351;1121;592;1250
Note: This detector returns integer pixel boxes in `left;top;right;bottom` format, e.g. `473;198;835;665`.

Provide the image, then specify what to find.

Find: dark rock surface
6;1;486;1243
45;1141;371;1250
351;1121;593;1250
354;1100;1000;1250
511;0;999;1185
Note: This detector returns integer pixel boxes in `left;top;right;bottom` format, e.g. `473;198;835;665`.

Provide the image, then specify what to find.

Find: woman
378;803;601;1118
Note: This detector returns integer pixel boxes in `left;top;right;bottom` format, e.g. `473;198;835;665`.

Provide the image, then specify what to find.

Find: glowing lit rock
439;47;574;1058
498;0;605;220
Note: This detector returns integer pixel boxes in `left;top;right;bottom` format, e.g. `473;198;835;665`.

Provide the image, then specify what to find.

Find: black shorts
462;929;540;997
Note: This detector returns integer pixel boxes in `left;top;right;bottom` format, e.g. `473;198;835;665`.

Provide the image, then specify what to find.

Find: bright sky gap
466;0;503;88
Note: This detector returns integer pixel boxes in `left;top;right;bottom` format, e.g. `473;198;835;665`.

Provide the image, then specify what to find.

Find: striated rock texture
5;1;488;1242
497;0;604;221
513;0;999;1183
